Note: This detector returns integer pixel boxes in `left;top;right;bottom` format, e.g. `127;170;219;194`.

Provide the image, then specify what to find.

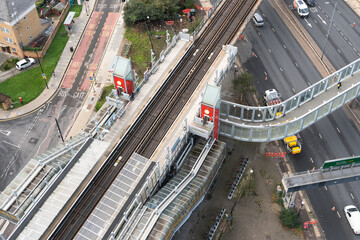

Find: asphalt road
236;0;360;239
0;0;121;191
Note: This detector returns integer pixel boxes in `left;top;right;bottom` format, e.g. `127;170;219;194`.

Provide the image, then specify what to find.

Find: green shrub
0;58;19;71
279;207;301;229
95;85;114;111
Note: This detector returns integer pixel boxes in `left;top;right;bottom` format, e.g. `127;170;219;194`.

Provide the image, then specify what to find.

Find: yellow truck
284;135;302;154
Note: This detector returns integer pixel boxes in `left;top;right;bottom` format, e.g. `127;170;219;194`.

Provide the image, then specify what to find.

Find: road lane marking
336;127;340;133
310;157;314;163
2;141;19;148
351;193;355;199
319;133;322;139
295;62;298;67
337;211;341;218
268;49;271;53
324;186;328;190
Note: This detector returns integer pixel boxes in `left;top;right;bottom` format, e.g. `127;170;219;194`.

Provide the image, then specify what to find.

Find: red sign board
201;103;214;122
265;152;286;157
183;9;191;13
165;21;174;25
114;75;134;95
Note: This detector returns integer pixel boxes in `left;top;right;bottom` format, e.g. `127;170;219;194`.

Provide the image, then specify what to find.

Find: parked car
304;0;315;7
16;58;36;70
344;205;360;235
252;13;264;27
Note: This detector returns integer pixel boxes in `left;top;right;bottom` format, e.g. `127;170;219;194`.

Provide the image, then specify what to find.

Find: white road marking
305;18;312;28
2;141;19;148
344;36;348;41
336;127;340;133
295;62;298;67
292;88;296;93
258;31;261;36
318;14;327;25
337;211;341;218
349;41;352;46
272;27;275;32
337;49;341;53
264;71;267;76
193;49;199;56
0;130;11;136
283;44;286;49
340;32;344;36
314;19;317;24
324;186;328;190
268;49;271;53
319;133;322;139
0;220;10;234
310;157;314;163
351;193;355;199
308;82;311;86
280;67;283;72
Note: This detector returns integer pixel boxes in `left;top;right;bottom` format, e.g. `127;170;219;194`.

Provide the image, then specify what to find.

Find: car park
15;58;36;70
344;205;360;235
252;13;264;27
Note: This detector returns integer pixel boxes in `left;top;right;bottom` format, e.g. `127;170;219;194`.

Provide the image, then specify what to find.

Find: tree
279;207;301;229
124;0;181;26
232;72;255;102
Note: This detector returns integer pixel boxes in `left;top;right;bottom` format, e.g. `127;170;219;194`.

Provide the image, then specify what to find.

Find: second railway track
44;0;258;239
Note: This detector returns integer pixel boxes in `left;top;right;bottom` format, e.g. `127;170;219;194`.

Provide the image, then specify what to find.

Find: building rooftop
0;0;36;23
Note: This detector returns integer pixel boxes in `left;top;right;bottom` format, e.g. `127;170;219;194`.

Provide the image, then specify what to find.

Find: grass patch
0;58;18;71
124;26;152;76
239;172;256;197
0;25;69;108
95;85;114;111
69;4;83;18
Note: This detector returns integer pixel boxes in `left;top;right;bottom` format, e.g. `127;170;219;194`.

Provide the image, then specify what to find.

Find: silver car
252;13;264;27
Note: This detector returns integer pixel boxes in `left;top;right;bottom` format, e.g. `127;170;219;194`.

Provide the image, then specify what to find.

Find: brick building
0;0;50;58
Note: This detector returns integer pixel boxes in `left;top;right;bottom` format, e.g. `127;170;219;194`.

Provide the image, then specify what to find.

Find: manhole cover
266;235;271;240
29;138;39;144
266;178;273;184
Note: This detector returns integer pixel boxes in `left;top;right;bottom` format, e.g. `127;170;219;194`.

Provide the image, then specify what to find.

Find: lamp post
55;118;64;143
321;2;337;60
35;50;49;89
146;16;155;53
298;201;305;217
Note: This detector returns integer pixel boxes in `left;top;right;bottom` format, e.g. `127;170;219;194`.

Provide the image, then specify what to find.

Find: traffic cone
331;206;336;211
239;34;243;39
265;76;268;81
252;52;255;57
352;22;355;27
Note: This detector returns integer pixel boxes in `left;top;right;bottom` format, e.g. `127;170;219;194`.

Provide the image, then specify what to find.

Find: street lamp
35;50;49;89
321;2;337;60
55;118;65;143
145;16;155;53
298;201;305;217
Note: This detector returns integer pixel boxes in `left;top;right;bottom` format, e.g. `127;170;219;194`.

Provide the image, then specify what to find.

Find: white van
293;0;309;18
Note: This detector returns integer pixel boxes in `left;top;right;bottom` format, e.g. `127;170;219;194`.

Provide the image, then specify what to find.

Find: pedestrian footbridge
219;58;360;142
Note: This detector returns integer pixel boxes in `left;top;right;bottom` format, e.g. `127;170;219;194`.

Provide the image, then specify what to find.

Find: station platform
9;139;109;240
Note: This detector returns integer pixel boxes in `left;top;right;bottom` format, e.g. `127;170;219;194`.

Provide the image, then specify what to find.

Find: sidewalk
0;0;97;120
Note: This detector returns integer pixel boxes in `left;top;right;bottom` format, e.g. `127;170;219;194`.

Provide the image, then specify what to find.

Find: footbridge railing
219;58;360;142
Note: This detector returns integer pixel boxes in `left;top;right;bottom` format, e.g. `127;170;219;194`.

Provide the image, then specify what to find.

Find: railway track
43;0;258;239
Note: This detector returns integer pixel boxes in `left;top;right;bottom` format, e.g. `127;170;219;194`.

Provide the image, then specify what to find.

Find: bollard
19;97;23;104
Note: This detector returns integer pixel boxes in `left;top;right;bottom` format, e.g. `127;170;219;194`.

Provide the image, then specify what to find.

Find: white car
16;58;36;70
344;205;360;235
252;13;264;27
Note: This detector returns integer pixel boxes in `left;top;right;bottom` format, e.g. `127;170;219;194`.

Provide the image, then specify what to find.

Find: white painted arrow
318;14;327;25
305;18;312;28
0;130;11;136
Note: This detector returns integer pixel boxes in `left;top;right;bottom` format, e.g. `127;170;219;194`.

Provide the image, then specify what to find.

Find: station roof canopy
64;11;75;25
202;84;220;108
109;56;133;81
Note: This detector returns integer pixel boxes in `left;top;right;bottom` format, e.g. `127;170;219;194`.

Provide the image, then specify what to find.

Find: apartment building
0;0;49;58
